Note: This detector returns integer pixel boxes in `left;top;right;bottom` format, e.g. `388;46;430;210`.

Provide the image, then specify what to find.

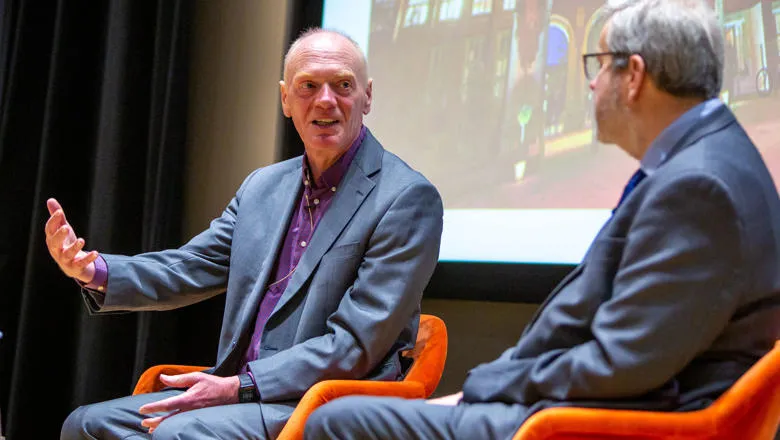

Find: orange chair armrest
132;364;210;395
514;407;717;440
277;380;427;440
405;314;448;397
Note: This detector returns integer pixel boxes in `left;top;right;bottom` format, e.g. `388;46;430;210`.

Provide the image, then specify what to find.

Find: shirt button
97;286;104;292
313;198;320;205
304;180;310;186
331;186;336;192
300;241;307;247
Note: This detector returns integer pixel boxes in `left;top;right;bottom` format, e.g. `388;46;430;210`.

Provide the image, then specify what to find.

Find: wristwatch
238;373;259;403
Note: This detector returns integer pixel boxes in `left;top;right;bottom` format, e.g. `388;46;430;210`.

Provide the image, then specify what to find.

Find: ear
280;80;291;118
363;78;373;115
625;54;646;103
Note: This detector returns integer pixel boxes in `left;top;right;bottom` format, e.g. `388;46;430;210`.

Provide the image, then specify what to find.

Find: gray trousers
61;390;268;440
304;396;527;440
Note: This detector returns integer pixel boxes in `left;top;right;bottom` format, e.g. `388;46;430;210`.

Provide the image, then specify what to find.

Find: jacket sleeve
82;169;260;313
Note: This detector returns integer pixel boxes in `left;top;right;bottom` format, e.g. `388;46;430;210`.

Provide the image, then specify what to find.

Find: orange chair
133;314;448;440
513;340;780;440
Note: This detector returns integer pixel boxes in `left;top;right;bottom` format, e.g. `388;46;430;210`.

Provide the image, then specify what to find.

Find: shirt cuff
83;255;108;291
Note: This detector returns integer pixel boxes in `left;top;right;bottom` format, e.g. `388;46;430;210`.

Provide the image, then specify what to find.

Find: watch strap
237;373;259;403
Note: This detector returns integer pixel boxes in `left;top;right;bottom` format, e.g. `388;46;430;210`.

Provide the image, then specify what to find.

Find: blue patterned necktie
613;169;647;213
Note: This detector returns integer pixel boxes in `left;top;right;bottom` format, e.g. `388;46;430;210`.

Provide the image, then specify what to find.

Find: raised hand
139;372;241;433
44;198;99;283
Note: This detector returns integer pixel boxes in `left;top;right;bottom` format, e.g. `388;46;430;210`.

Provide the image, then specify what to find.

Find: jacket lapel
521;263;585;337
269;133;383;317
234;166;302;340
520;213;617;336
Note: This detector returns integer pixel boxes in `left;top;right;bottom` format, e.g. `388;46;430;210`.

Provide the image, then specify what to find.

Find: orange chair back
514;340;780;440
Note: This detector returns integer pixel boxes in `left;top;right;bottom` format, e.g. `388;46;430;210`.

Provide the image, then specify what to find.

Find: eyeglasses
582;52;633;80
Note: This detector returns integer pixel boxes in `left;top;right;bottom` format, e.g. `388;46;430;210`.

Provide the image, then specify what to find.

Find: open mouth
313;119;339;127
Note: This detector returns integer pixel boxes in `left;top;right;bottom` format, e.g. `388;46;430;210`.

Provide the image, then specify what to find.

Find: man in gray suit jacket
50;29;443;439
305;1;780;439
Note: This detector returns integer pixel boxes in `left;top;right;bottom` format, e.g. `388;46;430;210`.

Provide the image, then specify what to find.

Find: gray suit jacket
462;105;780;422
84;131;443;436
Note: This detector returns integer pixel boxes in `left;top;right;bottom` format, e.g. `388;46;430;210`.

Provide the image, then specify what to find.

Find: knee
150;416;187;440
304;396;374;440
304;402;333;440
60;405;94;440
151;412;210;440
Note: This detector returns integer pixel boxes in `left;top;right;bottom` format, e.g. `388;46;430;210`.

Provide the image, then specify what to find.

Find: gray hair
283;28;368;85
603;0;723;99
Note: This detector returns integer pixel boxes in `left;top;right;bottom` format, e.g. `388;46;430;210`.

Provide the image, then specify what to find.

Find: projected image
323;0;780;263
364;0;780;209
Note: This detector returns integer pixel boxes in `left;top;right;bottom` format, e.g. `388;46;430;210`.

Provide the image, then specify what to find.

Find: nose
589;77;596;91
315;83;337;108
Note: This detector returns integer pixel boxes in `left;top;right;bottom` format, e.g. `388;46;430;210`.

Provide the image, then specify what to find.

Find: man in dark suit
304;1;780;438
51;29;443;439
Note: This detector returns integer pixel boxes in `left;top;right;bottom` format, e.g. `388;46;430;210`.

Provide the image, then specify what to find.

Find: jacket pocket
323;242;362;261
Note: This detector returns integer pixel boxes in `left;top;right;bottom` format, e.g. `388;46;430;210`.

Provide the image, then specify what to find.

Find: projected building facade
365;0;780;208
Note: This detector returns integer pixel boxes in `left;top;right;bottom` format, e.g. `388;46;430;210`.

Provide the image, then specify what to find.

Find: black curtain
278;0;323;161
0;1;226;438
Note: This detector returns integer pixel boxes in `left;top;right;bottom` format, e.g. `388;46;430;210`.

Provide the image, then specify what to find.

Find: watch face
239;388;254;403
238;374;257;403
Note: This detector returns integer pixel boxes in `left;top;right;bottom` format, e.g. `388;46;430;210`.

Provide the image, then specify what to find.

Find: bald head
283;29;368;86
278;27;373;169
